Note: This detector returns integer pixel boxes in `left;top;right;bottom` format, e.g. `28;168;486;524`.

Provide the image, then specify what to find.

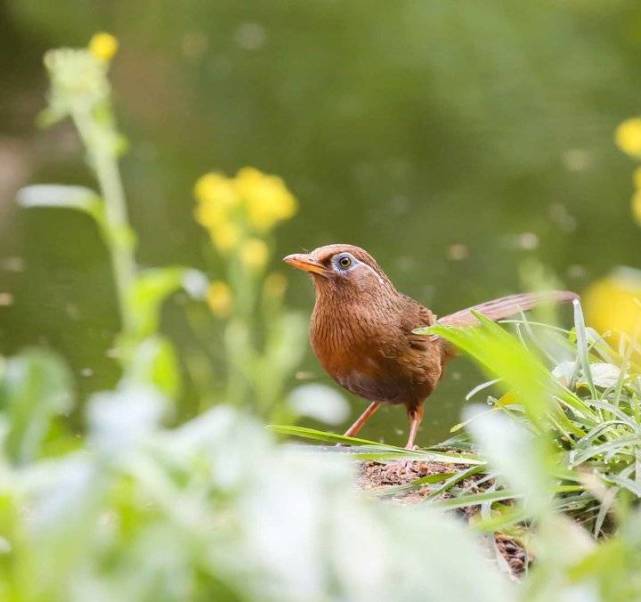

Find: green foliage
16;185;103;220
5;309;641;600
8;32;641;602
17;39;307;425
429;303;641;538
0;350;74;464
284;307;641;599
124;335;181;400
0;363;513;601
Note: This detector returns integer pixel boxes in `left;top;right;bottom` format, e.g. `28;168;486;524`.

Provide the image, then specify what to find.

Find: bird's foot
397;445;421;473
398;457;419;474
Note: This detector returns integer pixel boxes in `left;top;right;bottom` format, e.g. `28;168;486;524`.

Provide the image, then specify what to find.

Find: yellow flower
89;33;119;62
194;173;239;208
240;237;269;270
632;190;641;226
615;118;641;157
633;167;641;189
234;167;297;232
210;222;241;252
207;281;232;318
263;272;287;300
194;199;229;229
584;270;641;343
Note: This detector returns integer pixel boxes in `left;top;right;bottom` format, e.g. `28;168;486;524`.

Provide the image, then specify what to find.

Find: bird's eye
337;254;352;269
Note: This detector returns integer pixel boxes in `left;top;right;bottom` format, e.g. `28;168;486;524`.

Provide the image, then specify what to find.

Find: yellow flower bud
615;118;641;157
207;281;233;318
240;238;269;270
89;33;119;62
210;222;241;252
194;199;228;229
194;172;239;208
632;190;641;226
585;270;641;343
234;167;297;232
245;196;279;232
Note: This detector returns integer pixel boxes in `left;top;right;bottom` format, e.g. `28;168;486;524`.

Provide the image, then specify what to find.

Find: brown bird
284;244;577;449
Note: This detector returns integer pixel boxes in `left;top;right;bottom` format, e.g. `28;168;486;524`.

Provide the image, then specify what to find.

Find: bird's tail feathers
437;290;578;327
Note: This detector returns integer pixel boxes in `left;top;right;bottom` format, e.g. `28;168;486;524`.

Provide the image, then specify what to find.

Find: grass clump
278;301;641;596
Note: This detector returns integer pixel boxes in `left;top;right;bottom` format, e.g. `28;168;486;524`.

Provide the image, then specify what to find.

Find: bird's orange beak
283;253;327;276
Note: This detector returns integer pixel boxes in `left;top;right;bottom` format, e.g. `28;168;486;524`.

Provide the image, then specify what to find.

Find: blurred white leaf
288;384;350;425
465;405;551;518
170;405;271;490
552;361;620;389
181;268;209;299
88;385;166;456
590;363;621;389
17;454;101;564
17;184;101;216
552;361;576;387
0;536;11;553
226;445;514;602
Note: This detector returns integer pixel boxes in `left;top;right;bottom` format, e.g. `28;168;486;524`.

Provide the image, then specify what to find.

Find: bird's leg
343;401;381;439
404;405;425;450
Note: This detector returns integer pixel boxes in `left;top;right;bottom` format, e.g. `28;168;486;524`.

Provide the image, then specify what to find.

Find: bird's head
283;244;396;299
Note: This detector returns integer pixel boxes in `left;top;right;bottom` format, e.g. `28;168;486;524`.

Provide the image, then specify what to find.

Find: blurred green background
1;0;641;445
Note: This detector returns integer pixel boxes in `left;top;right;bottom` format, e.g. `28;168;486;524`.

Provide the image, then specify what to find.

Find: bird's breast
309;305;441;406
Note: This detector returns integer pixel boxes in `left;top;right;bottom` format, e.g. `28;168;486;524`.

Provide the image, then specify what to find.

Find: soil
358;460;529;579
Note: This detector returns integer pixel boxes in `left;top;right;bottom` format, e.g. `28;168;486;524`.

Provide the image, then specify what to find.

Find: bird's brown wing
383;299;444;391
437;290;578;327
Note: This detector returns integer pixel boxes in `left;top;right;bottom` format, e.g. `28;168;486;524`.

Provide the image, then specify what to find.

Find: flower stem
72;105;137;335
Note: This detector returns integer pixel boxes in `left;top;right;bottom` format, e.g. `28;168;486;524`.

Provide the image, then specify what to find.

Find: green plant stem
72;105;137;334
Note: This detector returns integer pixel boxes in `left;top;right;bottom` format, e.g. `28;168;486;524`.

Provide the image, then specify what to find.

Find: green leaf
569;434;641;466
428;313;557;427
126;267;206;342
473;506;531;533
370;471;458;497
124;335;182;400
603;473;641;498
0;350;74;464
268;424;398;447
573;299;597;399
268;425;485;463
423;464;486;500
16;185;104;222
435;489;522;510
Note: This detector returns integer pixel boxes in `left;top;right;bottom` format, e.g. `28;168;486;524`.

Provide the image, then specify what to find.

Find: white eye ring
336;254;353;269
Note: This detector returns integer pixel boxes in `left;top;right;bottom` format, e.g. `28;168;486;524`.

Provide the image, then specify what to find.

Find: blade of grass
473;507;531;533
603;473;641;497
465;378;501;401
269;425;486;464
434;489;522;510
268;424;387;446
424;465;486;501
594;486;618;538
368;472;457;497
573;300;597;402
570;434;641;466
